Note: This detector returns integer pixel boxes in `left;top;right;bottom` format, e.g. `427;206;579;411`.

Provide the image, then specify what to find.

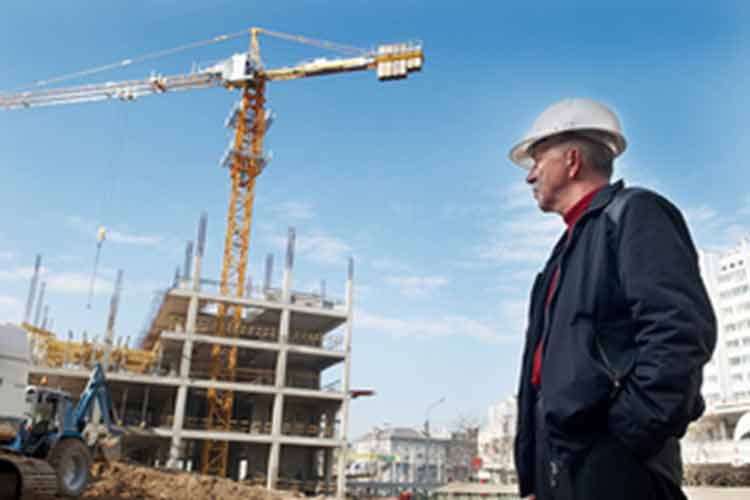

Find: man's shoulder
606;184;676;225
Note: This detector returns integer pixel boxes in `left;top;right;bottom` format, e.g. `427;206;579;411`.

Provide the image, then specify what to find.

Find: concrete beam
29;366;183;387
169;288;283;312
31;365;346;399
163;330;346;363
154;428;274;444
282;387;344;401
168;288;348;320
279;435;345;448
189;379;277;395
152;428;343;448
160;331;281;352
286;344;346;360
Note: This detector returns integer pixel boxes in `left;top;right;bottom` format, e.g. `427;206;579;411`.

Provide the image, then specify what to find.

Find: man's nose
526;165;537;184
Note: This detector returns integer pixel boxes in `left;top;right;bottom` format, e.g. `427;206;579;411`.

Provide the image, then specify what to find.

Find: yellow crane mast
0;27;423;477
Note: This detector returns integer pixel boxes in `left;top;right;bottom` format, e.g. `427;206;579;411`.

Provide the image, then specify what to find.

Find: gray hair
533;131;614;178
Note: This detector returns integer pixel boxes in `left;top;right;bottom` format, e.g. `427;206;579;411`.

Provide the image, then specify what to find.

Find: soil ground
82;463;312;500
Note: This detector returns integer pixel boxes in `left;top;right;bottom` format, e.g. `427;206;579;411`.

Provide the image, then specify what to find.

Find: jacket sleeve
607;191;717;459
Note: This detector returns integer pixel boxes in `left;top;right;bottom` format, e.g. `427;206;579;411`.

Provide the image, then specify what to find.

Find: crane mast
0;27;423;478
202;31;269;475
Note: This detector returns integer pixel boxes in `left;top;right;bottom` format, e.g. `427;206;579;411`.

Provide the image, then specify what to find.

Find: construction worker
509;98;716;500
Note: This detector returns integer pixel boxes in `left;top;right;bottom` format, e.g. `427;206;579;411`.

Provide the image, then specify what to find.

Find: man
509;98;716;500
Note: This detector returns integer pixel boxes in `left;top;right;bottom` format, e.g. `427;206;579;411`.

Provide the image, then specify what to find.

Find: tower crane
0;27;423;478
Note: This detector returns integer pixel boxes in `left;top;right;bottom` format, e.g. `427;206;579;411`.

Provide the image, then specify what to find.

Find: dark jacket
514;181;717;497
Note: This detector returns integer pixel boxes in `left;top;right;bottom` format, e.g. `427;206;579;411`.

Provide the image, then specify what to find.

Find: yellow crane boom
0;27;423;478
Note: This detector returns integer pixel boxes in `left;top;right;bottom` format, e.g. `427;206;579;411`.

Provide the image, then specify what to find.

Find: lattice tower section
201;78;267;476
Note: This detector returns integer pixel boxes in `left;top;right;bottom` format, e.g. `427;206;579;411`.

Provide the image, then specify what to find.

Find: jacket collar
587;179;625;214
545;180;625;266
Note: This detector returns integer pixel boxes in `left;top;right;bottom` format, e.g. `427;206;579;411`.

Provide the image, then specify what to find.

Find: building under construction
24;220;355;497
2;26;423;499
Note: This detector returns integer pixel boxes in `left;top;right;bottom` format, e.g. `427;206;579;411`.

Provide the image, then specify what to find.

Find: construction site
0;26;423;500
19;223;353;496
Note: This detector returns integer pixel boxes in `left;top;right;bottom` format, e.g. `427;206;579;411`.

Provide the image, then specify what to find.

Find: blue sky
0;1;748;438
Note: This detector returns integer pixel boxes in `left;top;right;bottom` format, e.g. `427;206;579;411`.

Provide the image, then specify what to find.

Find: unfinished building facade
26;225;354;497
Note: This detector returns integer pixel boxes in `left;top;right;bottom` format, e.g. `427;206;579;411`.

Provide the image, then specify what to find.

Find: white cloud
65;215;162;247
298;234;352;264
725;224;750;245
46;272;114;295
107;229;162;246
477;210;562;266
356;308;514;344
615;160;661;191
384;275;448;297
685;205;718;225
502;181;535;210
499;298;529;336
475;181;564;267
0;251;15;260
370;258;411;272
0;295;22;323
0;266;37;281
683;200;750;251
269;230;352;265
0;264;115;296
269;201;315;221
739;196;750;216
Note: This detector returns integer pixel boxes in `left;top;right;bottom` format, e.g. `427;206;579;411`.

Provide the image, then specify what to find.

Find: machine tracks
0;451;58;500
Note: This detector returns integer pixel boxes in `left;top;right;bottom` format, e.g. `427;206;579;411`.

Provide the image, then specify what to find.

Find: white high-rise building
682;240;750;464
699;239;750;406
477;396;517;484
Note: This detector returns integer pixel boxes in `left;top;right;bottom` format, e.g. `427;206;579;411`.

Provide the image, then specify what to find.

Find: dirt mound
684;464;750;486
83;462;306;500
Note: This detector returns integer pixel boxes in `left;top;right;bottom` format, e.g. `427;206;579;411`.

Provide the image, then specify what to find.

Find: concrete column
409;443;417;483
23;255;41;325
102;270;124;371
118;387;128;425
336;258;354;499
267;228;295;490
140;387;151;426
324;448;333;489
168;213;206;468
33;281;46;328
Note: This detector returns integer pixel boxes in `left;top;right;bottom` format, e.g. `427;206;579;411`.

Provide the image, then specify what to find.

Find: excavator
0;347;121;499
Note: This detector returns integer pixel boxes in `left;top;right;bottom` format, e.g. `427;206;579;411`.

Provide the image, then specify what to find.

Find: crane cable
86;226;107;310
255;28;366;56
86;103;127;310
10;29;254;92
8;27;368;93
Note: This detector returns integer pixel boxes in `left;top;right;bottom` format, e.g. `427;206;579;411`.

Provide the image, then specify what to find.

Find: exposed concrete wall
279;445;317;481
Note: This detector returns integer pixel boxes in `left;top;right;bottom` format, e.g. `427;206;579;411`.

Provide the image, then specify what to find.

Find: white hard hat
509;98;627;169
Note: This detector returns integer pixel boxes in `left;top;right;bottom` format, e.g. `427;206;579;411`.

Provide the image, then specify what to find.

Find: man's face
526;141;571;214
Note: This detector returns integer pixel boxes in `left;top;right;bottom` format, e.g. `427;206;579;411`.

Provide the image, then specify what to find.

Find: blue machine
0;363;121;499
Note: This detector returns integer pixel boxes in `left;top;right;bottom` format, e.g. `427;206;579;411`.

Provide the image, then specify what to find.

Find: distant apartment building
683;240;750;464
477;396;516;484
348;427;450;484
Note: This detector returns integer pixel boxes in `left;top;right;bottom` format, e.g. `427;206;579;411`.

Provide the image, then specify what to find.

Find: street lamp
423;397;445;485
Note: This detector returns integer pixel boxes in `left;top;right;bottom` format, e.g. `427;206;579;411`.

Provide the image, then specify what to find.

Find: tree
446;415;479;482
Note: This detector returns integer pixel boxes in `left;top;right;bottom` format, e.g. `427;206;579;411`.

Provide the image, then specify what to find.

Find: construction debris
684;464;750;487
84;463;310;500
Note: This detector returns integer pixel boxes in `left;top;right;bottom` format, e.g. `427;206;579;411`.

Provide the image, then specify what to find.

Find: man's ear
566;147;582;179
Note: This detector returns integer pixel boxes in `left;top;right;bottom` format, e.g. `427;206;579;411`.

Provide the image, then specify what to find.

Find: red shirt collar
562;185;605;231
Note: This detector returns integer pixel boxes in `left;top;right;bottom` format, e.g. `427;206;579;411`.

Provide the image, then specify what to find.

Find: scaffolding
24;222;354;497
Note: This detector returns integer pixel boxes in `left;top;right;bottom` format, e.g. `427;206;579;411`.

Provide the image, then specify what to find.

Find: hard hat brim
508;128;627;169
